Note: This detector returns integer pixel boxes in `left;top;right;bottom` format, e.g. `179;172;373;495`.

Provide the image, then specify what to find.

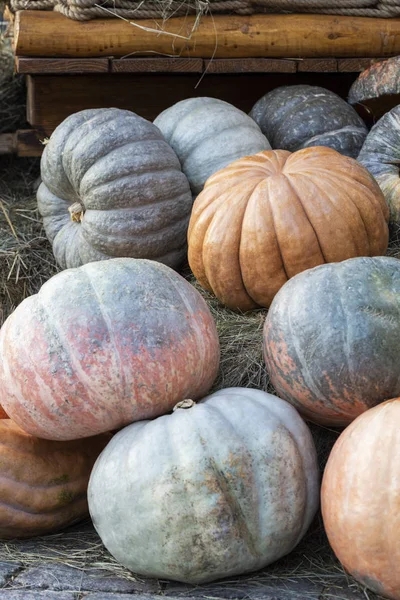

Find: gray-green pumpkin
37;108;192;270
358;105;400;226
154;98;271;195
250;85;367;158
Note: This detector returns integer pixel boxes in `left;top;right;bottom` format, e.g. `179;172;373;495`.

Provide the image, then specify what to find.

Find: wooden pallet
5;10;399;157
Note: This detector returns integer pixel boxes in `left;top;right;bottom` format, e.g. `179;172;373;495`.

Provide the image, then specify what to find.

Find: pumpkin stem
173;399;196;411
69;202;85;223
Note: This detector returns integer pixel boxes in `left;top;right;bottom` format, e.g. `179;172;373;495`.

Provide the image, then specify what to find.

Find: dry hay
0;22;26;134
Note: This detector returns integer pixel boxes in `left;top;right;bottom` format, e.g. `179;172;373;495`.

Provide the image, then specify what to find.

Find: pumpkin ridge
79;143;181;199
83;267;129;412
306;172;372;256
34;293;107;418
0;491;87;516
282;175;327;265
299;125;368;149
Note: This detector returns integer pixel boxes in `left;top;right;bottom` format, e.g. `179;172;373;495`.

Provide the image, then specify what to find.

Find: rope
9;0;400;18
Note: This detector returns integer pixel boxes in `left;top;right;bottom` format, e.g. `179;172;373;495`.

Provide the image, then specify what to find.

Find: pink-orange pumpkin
0;258;220;441
322;399;400;599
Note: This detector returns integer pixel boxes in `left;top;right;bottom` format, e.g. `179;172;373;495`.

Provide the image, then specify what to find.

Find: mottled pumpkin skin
348;57;400;107
0;258;220;441
250;85;367;158
264;256;400;427
88;387;319;584
0;419;110;539
358;105;400;225
154;97;271;196
37;108;192;270
188;147;388;311
322;399;400;600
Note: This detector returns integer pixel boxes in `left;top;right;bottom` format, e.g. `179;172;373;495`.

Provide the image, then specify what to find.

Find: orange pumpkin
322;399;400;599
188;147;389;311
0;419;110;539
0;406;7;419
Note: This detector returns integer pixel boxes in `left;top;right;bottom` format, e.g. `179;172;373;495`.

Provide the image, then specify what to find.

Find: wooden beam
14;11;400;59
0;130;44;156
337;58;377;72
111;58;203;73
203;58;296;73
16;57;110;74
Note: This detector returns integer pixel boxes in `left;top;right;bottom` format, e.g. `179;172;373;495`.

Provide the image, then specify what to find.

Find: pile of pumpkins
1;81;400;599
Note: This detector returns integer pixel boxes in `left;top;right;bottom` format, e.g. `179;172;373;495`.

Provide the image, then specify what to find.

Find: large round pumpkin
322;399;400;600
37;108;192;270
88;387;319;584
358;105;400;226
250;85;367;158
0;419;110;539
153;97;271;196
0;258;220;441
264;256;400;427
188;147;389;311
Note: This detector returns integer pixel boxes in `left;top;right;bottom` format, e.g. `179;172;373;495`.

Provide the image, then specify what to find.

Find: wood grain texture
338;58;376;72
297;59;338;72
111;58;203;73
0;134;16;155
14;11;400;59
16;57;110;74
204;58;296;73
26;72;359;135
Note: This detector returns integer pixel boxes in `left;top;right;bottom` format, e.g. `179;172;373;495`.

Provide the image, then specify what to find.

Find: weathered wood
0;134;16;155
0;130;44;156
26;72;359;136
338;58;376;72
16;57;110;74
297;58;337;72
111;58;203;73
204;58;296;73
14;11;400;59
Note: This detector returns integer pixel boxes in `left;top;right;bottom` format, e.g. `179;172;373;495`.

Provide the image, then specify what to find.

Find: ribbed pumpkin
188;147;389;311
250;85;367;158
0;419;110;539
0;258;220;441
358;105;400;226
37;108;192;270
322;399;400;600
88;388;319;584
264;256;400;427
154;97;271;196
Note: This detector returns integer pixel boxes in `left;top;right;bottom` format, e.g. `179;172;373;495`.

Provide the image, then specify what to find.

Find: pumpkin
0;419;110;539
322;399;400;600
188;147;389;311
358;105;400;226
153;97;271;196
37;108;192;270
250;85;367;158
264;256;400;427
348;57;400;122
0;258;220;441
88;387;319;584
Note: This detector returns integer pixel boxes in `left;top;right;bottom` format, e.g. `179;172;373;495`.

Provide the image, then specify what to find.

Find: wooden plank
16;57;110;74
14;11;400;59
338;58;376;72
0;134;16;155
0;130;43;156
111;58;203;73
26;72;359;135
297;58;337;72
204;58;296;73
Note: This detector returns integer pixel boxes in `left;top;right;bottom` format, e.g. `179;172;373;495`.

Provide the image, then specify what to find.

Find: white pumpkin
154;98;271;195
88;387;319;584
